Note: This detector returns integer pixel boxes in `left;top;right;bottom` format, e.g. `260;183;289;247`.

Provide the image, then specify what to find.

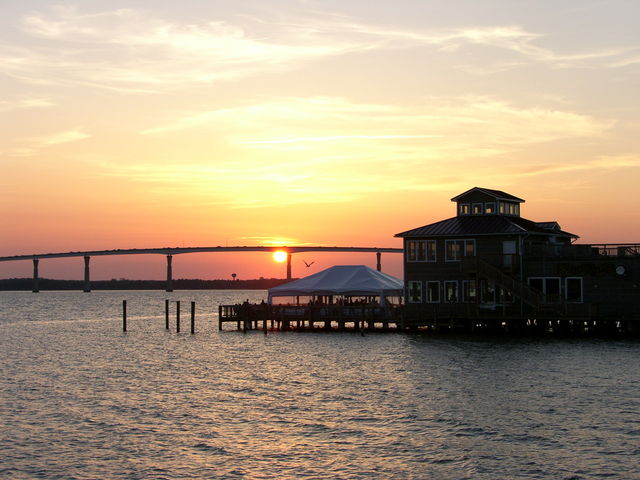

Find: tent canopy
268;265;403;303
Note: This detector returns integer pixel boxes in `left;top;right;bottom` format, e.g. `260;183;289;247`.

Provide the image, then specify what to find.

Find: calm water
1;290;638;480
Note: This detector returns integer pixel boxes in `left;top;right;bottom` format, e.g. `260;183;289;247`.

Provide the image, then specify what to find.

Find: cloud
29;129;90;146
0;97;55;112
4;7;369;93
3;6;638;93
91;93;628;209
142;95;611;147
6;129;90;157
94;95;617;209
516;154;640;177
238;134;441;145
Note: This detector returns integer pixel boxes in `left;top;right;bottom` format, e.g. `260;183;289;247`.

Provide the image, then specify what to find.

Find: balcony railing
527;243;640;258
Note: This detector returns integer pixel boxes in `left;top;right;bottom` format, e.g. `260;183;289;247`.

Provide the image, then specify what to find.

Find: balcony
526;243;640;259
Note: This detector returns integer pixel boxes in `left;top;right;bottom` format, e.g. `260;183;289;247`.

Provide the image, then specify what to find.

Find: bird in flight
303;260;315;268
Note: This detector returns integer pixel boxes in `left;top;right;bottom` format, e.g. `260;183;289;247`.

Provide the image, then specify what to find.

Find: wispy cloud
93;94;617;209
0;97;55;112
30;129;90;146
6;128;90;157
3;7;368;93
142;95;611;147
238;236;303;246
239;134;441;145
3;6;637;94
515;154;640;177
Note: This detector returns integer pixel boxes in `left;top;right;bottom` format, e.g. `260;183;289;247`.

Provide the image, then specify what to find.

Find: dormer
451;187;525;217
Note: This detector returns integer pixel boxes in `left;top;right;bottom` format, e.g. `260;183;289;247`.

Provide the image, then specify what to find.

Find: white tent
268;265;404;305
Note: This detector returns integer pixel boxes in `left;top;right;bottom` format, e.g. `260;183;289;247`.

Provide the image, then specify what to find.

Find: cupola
451;187;525;217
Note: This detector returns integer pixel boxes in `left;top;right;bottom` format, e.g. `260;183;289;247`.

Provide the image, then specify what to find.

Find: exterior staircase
460;256;544;308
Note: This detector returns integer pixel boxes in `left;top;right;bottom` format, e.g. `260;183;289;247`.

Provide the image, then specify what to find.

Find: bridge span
0;246;403;292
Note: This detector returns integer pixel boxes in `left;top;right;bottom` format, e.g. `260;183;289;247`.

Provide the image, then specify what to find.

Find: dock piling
176;300;180;333
165;299;169;330
191;301;195;334
122;300;127;332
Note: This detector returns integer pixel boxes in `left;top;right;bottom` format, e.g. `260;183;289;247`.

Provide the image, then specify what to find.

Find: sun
273;250;288;263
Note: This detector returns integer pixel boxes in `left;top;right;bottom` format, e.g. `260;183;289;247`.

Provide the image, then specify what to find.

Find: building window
565;277;583;303
462;280;477;302
407;240;436;262
445;239;476;261
444;281;458;302
426;281;440;303
426;240;436;261
472;203;483;215
407;241;416;261
408;281;422;303
499;202;506;214
459;203;470;215
528;277;562;303
485;202;495;214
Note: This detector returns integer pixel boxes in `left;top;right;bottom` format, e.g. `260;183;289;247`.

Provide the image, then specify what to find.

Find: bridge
0;246;403;292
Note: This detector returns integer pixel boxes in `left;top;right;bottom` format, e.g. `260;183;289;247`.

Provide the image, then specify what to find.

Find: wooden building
395;187;640;333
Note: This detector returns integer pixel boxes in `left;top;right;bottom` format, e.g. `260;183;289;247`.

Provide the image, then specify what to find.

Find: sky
1;0;639;281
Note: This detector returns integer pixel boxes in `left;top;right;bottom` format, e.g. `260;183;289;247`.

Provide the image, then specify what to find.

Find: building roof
451;187;525;203
395;215;578;238
268;265;403;299
535;221;561;230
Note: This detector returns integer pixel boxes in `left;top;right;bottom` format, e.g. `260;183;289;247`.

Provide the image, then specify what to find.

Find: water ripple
1;290;639;479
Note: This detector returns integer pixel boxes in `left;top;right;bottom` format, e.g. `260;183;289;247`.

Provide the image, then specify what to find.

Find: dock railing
218;303;403;331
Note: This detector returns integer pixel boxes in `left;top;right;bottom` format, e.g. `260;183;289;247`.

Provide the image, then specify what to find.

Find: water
1;290;639;480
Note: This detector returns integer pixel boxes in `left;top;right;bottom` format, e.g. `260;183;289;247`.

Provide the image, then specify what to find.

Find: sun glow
273;250;288;263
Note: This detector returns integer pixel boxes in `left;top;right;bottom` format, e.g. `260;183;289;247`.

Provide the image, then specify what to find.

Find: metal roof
450;187;525;203
395;215;578;238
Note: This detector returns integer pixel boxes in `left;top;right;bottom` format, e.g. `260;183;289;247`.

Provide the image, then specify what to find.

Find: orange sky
1;1;639;280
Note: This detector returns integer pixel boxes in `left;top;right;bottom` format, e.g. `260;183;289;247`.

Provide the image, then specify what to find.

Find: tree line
0;277;293;291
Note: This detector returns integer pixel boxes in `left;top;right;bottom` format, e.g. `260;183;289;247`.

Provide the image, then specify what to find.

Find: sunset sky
1;0;639;280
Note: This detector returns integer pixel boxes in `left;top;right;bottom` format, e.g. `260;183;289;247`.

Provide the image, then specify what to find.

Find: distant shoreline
0;278;293;291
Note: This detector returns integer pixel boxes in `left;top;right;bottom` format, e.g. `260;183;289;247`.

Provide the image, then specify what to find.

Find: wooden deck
219;304;403;332
218;303;640;335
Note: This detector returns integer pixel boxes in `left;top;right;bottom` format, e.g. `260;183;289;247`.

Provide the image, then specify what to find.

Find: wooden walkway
218;303;639;335
219;304;403;332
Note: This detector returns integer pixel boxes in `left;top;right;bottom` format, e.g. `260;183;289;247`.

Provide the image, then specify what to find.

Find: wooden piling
191;301;195;334
176;300;180;333
122;300;127;332
165;299;170;330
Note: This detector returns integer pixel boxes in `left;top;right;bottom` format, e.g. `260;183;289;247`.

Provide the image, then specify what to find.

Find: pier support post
286;253;292;280
176;300;180;333
376;252;381;272
166;255;173;292
32;258;39;293
165;299;170;330
191;301;195;334
122;300;127;332
83;256;91;293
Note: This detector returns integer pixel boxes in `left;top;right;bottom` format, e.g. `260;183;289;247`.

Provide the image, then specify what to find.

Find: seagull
303;260;315;268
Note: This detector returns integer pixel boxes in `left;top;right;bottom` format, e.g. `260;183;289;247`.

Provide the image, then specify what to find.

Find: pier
219;303;403;332
218;301;640;336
